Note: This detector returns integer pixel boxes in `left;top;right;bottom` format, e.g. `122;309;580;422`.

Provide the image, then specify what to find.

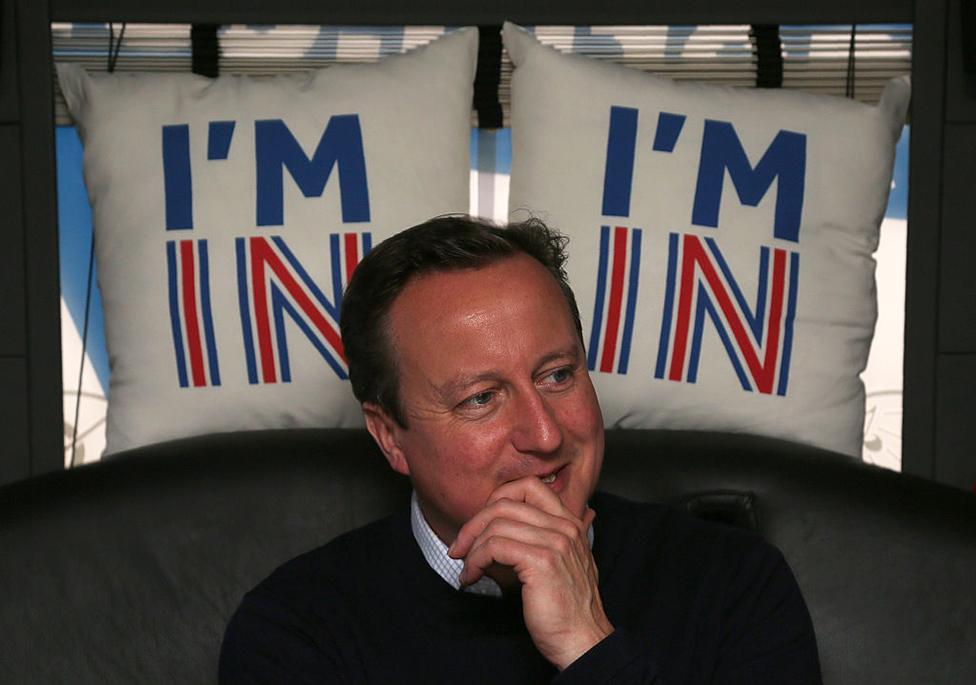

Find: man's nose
510;389;563;455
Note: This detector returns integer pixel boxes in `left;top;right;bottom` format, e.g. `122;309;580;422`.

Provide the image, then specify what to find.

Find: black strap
474;25;503;129
751;24;783;89
191;24;220;78
107;22;126;73
845;25;857;99
963;0;976;74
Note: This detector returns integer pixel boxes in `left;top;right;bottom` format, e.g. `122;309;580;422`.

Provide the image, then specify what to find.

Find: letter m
691;120;806;243
255;115;370;227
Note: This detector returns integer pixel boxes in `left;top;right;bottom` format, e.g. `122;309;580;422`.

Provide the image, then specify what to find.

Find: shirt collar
409;490;595;597
410;492;504;596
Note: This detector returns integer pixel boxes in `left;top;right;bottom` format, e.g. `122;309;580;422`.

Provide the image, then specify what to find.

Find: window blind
51;23;911;126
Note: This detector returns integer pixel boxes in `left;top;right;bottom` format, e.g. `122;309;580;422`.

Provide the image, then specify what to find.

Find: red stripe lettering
344;233;359;286
760;250;787;393
599;227;628;373
180;241;207;387
688;238;784;394
251;238;346;362
250;239;278;383
669;236;696;381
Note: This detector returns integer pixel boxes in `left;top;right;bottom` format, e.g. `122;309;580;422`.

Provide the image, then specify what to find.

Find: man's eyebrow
434;346;583;401
534;346;583;370
434;372;501;402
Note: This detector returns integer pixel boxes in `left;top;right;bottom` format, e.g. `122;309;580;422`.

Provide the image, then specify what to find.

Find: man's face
365;253;604;544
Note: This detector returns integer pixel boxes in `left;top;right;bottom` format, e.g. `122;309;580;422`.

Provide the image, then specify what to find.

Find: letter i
162;124;193;230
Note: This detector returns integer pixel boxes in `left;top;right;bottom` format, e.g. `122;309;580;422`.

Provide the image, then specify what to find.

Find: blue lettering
162;124;193;230
691;120;806;243
255;116;370;226
207;121;236;160
601;106;639;218
652;112;685;153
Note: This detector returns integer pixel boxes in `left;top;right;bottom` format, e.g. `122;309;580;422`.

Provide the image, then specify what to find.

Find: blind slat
51;22;912;127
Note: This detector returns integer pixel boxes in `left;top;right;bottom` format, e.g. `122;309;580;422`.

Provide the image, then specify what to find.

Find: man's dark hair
340;215;583;427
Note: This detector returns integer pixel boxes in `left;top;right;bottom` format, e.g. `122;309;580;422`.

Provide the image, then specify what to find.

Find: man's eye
463;391;494;407
542;367;573;385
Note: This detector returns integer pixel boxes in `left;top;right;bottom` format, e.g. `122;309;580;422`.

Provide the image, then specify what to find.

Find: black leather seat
1;429;973;683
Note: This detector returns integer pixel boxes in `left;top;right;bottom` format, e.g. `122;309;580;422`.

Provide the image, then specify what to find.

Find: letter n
235;233;371;383
654;233;799;396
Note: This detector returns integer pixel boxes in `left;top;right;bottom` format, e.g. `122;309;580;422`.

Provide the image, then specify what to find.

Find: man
220;216;821;683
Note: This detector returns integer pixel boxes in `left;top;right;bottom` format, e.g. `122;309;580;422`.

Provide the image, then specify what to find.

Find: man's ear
362;402;410;476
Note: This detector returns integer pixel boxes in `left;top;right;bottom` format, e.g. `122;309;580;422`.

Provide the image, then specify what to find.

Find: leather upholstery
1;429;973;683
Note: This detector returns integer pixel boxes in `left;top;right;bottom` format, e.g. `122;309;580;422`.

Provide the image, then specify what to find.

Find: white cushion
504;23;910;456
58;28;477;455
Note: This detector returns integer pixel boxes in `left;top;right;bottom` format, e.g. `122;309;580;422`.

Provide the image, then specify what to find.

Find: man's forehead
393;254;557;314
386;255;578;380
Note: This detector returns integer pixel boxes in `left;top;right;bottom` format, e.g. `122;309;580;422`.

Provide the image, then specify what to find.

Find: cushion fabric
58;28;477;454
504;23;910;456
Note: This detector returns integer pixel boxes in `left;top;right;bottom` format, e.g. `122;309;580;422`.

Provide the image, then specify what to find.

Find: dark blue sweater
220;492;821;683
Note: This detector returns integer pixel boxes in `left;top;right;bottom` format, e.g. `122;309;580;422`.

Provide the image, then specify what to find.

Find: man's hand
447;478;614;670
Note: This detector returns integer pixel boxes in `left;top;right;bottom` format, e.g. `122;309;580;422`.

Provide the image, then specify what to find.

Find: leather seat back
1;429;973;683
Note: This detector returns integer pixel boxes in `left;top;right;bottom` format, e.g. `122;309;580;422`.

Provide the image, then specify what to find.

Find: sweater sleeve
551;629;665;684
553;531;820;685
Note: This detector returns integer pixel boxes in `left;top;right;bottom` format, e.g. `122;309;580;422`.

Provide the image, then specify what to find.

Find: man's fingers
486;476;568;516
448;475;585;558
458;532;561;587
449;497;582;559
457;516;588;586
582;507;596;531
